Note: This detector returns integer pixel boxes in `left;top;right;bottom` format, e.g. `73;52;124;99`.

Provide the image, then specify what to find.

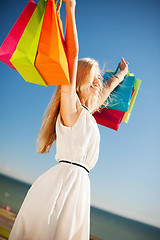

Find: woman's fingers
120;57;129;69
62;0;76;8
62;0;76;3
121;57;129;66
119;57;129;75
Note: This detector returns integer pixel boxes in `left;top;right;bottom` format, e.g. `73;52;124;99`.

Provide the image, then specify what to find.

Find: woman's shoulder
56;107;85;129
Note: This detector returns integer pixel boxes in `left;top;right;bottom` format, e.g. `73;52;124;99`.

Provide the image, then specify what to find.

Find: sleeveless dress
9;106;100;240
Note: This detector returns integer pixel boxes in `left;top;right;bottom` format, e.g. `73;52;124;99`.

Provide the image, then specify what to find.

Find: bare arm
60;0;81;127
95;57;129;110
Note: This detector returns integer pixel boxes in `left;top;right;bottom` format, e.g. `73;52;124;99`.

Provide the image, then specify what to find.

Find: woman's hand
62;0;76;8
119;57;129;76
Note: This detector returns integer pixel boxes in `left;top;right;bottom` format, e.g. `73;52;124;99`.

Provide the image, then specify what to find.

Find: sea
0;173;160;240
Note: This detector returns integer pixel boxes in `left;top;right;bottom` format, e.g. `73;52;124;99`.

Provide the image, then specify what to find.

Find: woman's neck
79;96;90;109
79;93;97;113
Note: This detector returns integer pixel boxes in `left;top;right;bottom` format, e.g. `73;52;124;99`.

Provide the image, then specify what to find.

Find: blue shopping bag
102;64;135;112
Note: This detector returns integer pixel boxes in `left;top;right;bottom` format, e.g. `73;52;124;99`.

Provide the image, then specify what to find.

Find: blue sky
0;0;160;228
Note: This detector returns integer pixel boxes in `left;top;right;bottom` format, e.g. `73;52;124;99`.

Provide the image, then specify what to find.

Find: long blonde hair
37;58;102;154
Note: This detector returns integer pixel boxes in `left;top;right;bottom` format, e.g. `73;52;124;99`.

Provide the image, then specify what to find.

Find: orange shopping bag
35;0;70;85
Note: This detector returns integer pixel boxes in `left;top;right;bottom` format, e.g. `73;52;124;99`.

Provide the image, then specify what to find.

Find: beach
0;207;16;240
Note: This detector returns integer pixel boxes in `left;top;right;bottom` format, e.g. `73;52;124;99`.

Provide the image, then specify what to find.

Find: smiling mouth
90;84;99;90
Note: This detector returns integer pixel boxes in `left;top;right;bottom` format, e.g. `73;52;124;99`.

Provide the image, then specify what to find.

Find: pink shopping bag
93;88;135;130
93;108;125;131
0;0;37;70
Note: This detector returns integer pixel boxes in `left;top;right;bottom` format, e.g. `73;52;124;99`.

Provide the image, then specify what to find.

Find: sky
0;0;160;228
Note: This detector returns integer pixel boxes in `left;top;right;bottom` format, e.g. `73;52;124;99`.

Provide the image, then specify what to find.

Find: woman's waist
55;151;99;170
59;159;90;173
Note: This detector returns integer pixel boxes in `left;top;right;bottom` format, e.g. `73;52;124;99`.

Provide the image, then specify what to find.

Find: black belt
59;160;89;173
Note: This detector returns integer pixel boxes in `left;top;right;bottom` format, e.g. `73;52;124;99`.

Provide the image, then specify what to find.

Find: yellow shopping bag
122;77;141;123
10;0;47;86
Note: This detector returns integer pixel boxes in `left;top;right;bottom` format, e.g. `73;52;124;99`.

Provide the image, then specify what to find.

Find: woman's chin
91;88;99;96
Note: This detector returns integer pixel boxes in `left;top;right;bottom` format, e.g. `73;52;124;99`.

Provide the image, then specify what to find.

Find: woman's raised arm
95;57;129;111
60;0;81;127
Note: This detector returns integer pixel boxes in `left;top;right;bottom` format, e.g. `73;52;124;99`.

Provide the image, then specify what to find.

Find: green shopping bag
10;0;47;86
122;77;141;123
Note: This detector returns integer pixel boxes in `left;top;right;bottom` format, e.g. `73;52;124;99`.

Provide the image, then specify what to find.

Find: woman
9;0;128;239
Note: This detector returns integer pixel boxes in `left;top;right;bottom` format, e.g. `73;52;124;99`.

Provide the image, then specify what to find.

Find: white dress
9;106;100;240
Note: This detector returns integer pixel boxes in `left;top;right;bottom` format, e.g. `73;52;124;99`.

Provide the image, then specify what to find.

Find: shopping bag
35;0;70;85
122;78;141;123
102;65;135;112
93;108;125;131
0;0;37;70
10;0;47;86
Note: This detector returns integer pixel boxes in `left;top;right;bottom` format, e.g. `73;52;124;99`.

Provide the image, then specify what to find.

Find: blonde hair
37;58;102;154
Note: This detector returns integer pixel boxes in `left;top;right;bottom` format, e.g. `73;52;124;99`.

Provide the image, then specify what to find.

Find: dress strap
81;104;92;114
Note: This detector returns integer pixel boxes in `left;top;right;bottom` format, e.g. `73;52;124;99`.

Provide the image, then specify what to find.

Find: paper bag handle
55;0;62;13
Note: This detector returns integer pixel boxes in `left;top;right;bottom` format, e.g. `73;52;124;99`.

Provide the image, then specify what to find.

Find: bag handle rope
55;0;62;13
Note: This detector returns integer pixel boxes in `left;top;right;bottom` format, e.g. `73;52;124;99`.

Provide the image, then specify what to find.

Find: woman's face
81;65;102;99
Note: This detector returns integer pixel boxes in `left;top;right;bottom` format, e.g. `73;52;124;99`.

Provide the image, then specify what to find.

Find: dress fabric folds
9;107;100;240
